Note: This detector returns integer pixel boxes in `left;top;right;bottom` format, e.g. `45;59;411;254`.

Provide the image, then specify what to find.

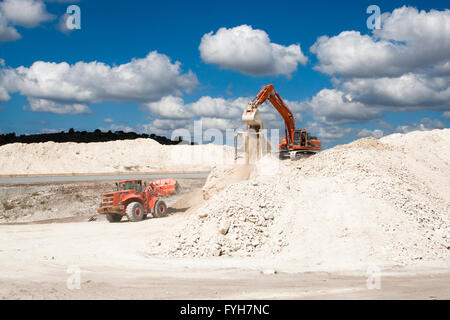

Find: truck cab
116;179;144;193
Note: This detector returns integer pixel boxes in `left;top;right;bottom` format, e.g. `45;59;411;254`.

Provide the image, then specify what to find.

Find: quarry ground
0;178;448;300
0;217;449;300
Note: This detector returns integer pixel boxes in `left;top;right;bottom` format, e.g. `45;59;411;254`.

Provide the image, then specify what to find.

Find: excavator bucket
242;103;263;131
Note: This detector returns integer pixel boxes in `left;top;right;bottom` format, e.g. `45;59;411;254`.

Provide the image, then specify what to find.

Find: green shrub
2;201;14;211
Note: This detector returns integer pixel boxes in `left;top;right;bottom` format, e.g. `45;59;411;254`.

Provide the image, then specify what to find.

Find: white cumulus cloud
396;117;445;133
0;0;54;28
305;121;354;144
339;74;450;110
0;10;20;41
0;51;198;114
304;6;450;130
357;128;384;139
301;88;381;124
142;92;309;139
311;7;450;78
144;95;246;120
199;25;308;76
27;98;91;114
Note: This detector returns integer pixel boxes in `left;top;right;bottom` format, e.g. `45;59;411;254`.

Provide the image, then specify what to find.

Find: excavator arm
244;84;296;145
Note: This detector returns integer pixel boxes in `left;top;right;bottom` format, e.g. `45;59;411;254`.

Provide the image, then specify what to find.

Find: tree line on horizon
0;128;190;146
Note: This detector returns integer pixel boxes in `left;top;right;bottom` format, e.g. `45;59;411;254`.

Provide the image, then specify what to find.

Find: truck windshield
135;181;142;192
122;181;134;190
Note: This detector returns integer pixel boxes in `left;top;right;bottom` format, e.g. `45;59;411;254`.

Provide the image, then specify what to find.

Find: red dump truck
98;178;180;222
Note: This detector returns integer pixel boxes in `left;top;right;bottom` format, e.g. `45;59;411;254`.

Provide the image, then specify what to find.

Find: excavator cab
292;130;309;147
279;129;321;159
291;130;321;151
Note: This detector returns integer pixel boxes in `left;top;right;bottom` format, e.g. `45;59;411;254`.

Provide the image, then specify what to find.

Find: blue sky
0;0;449;148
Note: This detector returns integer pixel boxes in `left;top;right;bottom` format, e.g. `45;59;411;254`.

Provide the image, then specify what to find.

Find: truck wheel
153;200;167;218
126;202;145;222
106;214;122;223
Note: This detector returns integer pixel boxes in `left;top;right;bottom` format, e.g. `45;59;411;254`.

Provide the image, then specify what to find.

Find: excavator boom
267;89;296;145
244;84;295;144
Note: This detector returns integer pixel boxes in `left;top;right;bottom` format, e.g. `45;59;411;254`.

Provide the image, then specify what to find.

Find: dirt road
0;217;448;299
0;172;209;185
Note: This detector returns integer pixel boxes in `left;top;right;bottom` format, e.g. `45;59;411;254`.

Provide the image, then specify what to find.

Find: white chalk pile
152;129;450;268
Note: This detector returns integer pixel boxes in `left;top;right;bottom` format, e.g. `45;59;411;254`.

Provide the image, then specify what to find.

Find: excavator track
279;151;316;160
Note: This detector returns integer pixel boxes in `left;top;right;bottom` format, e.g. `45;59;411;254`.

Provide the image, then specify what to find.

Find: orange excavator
242;84;321;159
